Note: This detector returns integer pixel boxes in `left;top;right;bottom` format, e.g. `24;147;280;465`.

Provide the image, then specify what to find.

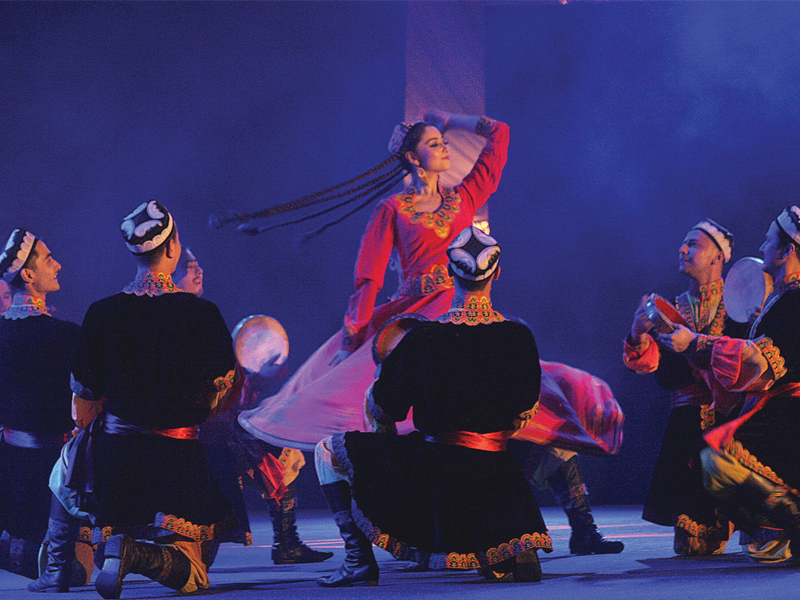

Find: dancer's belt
424;431;511;452
0;426;71;449
103;413;199;440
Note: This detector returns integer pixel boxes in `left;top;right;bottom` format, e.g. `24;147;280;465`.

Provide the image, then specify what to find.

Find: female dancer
238;110;508;449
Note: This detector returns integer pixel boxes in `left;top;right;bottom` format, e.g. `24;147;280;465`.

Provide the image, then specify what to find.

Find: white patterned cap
0;229;37;282
776;206;800;247
447;225;501;282
692;218;734;263
120;200;175;254
388;119;425;155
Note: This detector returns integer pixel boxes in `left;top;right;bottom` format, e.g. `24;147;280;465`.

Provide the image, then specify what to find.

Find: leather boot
95;534;191;600
733;473;800;540
548;456;624;555
28;497;87;592
270;482;333;565
316;481;378;587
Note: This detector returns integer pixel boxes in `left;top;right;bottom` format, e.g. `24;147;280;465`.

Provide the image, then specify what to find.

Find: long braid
209;154;403;229
237;166;406;236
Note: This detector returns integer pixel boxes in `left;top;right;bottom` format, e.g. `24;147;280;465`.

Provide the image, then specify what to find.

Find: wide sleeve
70;302;106;402
203;302;238;395
696;334;782;393
454;117;510;214
342;200;397;351
370;328;422;423
623;333;661;374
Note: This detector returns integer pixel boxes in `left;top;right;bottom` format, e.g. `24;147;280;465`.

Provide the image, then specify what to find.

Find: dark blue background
3;1;798;506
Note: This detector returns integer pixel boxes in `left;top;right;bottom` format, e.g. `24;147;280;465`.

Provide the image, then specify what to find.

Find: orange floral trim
397;263;454;297
397;187;462;239
724;440;799;496
214;369;236;393
3;294;51;320
755;336;787;380
122;272;179;296
154;513;218;541
79;526;93;543
353;505;551;569
700;404;716;431
438;295;504;326
675;280;726;336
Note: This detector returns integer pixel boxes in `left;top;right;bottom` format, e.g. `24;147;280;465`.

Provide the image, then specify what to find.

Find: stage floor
3;506;799;600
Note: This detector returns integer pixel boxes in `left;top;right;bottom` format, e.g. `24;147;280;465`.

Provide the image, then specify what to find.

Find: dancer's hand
630;295;654;341
329;349;352;366
656;324;697;353
423;109;450;132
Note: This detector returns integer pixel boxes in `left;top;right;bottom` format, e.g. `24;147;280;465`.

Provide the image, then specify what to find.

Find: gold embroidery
214;369;236;393
398;263;454;297
3;294;50;319
437;295;504;325
122;272;179;296
675;514;727;540
397;188;462;239
755;336;787;380
724;440;799;496
700;405;716;431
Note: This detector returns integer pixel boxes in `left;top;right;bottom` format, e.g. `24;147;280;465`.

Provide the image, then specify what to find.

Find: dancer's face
0;280;11;313
678;230;721;280
23;241;62;296
412;126;451;173
177;260;204;297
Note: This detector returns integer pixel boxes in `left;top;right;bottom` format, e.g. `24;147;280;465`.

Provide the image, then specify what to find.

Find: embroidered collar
750;272;800;337
3;294;50;320
123;272;179;297
676;279;726;336
437;295;504;326
397;187;462;239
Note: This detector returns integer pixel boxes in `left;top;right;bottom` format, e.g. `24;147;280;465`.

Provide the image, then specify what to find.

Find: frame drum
642;293;690;334
232;315;289;377
724;257;773;323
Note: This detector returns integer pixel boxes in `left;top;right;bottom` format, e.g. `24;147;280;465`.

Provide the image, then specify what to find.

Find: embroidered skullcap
120;200;175;254
447;225;501;282
776;206;800;247
692;218;734;263
0;228;37;283
388;119;425;155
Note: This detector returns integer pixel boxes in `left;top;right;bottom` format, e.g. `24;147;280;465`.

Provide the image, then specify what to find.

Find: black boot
548;456;624;555
732;472;800;540
95;534;191;600
270;482;333;565
28;497;87;592
316;481;378;587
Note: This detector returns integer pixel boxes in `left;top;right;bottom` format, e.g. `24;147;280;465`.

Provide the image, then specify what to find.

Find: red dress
238;118;510;450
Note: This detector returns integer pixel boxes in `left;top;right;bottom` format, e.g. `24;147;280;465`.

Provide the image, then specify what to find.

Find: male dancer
314;226;551;586
624;218;746;555
0;229;79;580
71;201;239;598
178;247;332;565
0;279;11;313
660;206;800;565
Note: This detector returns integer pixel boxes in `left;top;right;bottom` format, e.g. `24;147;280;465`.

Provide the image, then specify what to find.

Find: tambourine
723;256;774;323
372;313;429;365
643;293;689;334
232;315;289;377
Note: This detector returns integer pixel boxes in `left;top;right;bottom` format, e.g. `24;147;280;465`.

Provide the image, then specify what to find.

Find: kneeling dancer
71;201;239;598
315;225;552;586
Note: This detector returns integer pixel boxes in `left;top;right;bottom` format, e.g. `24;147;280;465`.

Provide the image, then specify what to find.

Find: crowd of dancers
1;110;799;598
